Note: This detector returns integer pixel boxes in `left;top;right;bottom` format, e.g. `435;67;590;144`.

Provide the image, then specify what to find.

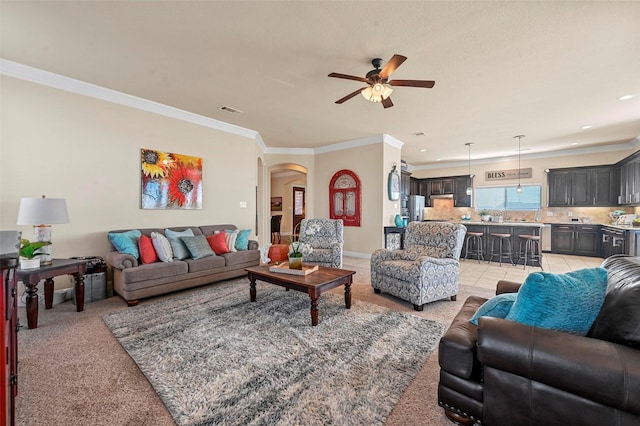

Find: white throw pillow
225;229;239;253
151;232;173;262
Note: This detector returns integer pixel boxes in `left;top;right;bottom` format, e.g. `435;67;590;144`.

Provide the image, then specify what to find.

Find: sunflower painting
141;148;203;209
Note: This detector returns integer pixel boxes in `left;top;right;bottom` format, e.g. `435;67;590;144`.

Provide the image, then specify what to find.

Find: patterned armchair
297;219;344;268
371;222;467;311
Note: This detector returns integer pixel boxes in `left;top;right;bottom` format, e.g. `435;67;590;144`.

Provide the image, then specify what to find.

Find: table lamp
16;196;69;265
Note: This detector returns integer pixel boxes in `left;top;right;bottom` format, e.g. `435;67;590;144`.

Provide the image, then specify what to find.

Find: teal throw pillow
505;268;608;335
469;293;517;326
108;230;142;258
165;228;194;260
181;235;215;260
235;229;251;251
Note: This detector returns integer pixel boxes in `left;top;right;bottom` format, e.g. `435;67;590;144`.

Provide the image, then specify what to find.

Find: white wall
1;76;260;262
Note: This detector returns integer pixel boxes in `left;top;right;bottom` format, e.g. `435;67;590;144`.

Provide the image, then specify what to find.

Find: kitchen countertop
454;221;545;228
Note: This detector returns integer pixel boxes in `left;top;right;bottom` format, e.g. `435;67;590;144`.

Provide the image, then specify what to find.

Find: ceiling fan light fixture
361;83;393;103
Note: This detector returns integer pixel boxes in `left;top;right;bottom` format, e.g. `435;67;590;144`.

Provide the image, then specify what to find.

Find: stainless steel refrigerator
408;195;425;222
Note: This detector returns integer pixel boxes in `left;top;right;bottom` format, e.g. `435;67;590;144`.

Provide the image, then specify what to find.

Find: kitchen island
458;221;545;265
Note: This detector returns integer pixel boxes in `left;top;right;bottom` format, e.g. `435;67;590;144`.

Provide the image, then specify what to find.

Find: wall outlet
547;211;553;216
239;201;247;208
567;211;573;217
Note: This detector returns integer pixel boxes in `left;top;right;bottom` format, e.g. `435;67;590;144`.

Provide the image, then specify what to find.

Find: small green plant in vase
478;209;492;222
288;241;313;270
19;239;50;269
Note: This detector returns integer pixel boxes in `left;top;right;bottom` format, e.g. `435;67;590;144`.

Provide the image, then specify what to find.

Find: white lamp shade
17;198;69;225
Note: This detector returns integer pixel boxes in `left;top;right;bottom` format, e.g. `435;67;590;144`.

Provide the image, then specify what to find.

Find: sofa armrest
477;317;640;414
495;280;521;295
105;251;138;269
439;296;487;379
371;248;411;262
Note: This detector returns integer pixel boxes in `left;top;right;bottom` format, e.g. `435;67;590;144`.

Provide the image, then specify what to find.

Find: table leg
344;282;352;309
25;281;39;329
44;278;55;309
310;296;319;326
74;273;85;312
249;275;257;302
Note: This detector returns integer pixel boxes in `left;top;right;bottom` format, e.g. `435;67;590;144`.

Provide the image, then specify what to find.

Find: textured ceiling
2;1;639;166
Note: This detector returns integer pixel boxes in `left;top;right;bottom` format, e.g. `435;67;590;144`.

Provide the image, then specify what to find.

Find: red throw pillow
206;232;230;255
138;234;159;264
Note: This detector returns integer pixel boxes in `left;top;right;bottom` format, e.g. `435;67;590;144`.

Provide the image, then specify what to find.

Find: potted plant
288;241;313;270
633;218;640;228
478;209;492;222
19;239;51;269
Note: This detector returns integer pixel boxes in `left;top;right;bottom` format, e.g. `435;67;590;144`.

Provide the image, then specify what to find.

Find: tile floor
458;252;604;289
343;252;605;290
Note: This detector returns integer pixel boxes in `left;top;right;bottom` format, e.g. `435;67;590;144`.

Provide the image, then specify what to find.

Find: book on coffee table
268;263;319;276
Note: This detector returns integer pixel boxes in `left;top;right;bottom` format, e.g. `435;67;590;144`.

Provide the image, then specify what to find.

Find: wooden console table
17;258;87;329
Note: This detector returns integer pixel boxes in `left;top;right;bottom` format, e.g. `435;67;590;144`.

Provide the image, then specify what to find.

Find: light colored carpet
15;258;495;425
103;282;445;425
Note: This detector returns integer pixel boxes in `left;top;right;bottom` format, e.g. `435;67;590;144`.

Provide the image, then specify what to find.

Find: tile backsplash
424;198;638;224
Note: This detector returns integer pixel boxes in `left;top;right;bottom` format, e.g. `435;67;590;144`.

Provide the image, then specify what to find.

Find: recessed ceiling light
581;125;592;130
618;94;636;101
436;158;442;161
420;149;427;152
571;142;580;145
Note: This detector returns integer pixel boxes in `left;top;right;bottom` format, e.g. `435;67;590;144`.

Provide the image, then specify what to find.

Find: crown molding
0;58;264;148
409;137;640;171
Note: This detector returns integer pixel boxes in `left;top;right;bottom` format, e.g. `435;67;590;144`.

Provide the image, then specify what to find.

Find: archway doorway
270;164;307;244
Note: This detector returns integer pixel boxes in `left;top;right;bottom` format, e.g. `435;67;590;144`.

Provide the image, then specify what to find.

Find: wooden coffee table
245;264;356;326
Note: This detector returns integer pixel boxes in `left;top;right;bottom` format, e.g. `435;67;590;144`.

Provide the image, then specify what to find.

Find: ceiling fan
328;54;435;108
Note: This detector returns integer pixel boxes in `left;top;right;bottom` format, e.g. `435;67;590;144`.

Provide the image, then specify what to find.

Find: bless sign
485;168;532;181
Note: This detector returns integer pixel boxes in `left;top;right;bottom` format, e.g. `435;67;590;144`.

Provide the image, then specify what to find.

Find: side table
16;258;88;329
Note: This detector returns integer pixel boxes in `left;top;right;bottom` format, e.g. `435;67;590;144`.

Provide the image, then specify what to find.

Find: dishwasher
541;224;552;252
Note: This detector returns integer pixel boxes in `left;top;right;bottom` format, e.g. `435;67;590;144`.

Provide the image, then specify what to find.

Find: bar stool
518;234;543;269
463;232;484;263
488;233;514;266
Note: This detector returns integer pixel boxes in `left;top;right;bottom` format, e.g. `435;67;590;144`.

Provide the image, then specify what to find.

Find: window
329;169;361;226
475;185;541;211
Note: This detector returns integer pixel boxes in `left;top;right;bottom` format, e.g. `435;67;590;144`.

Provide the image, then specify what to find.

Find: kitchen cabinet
551;224;601;257
400;171;411;217
548;167;617;207
430;178;454;195
453;176;472;207
617;152;640;206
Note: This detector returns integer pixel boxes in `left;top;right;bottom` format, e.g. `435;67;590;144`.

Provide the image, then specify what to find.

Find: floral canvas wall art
141;148;203;209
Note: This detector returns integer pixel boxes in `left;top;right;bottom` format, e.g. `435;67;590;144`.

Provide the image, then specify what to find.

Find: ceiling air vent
218;105;244;115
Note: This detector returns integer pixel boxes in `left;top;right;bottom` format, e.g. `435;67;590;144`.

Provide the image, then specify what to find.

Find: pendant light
465;142;473;195
514;135;525;193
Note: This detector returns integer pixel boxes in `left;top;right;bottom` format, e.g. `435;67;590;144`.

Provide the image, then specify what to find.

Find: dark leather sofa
438;255;640;425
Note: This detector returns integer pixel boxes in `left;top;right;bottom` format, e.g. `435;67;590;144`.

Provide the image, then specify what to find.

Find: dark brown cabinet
1;257;18;426
453;176;472;208
462;224;542;264
548;166;617;207
617;152;640;206
412;175;472;208
551;224;600;257
400;171;411;217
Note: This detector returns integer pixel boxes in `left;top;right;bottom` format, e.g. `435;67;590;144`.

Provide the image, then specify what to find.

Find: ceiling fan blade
328;72;368;83
379;54;407;79
335;88;366;104
388;79;435;88
382;96;394;109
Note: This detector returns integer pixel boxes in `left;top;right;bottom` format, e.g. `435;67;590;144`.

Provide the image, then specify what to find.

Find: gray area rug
103;280;446;426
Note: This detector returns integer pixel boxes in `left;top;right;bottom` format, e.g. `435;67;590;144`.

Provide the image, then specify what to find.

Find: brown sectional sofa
438;255;640;425
106;225;259;306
